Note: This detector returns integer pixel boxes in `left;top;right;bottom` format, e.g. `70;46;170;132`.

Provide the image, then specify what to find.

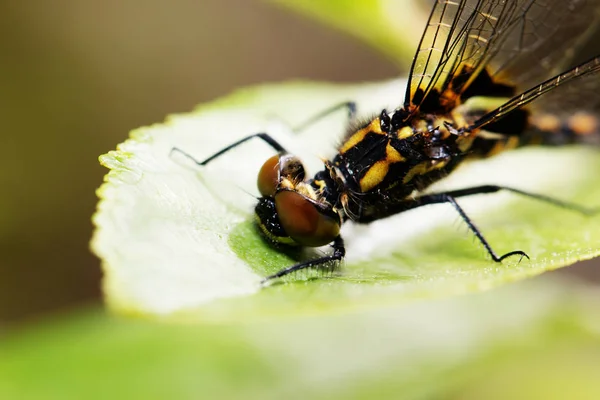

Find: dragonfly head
255;153;341;247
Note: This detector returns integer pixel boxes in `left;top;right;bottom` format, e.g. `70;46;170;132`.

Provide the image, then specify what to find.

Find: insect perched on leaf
173;0;600;283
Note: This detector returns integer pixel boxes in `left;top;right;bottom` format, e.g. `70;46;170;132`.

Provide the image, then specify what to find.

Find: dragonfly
173;0;600;283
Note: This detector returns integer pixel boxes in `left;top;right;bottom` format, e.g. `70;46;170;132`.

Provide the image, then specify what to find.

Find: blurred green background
1;0;599;327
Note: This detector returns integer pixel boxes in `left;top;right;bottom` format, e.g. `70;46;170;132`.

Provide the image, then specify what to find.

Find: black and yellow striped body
326;113;466;222
309;67;600;224
239;0;600;282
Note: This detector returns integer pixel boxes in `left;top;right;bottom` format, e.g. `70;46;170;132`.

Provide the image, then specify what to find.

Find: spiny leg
261;236;346;284
171;133;288;166
406;185;598;261
432;185;598;216
170;101;357;165
412;193;528;262
292;101;356;133
356;184;597;262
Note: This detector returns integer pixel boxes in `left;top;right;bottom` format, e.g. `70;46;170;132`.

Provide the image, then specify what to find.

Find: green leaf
267;0;430;66
1;278;600;399
92;79;600;322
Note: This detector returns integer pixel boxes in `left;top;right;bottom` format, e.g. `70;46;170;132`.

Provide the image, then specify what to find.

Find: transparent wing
488;0;600;90
529;58;600;121
470;56;600;130
405;0;600;114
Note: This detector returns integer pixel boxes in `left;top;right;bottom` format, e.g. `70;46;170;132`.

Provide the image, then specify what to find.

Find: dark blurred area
0;0;397;325
1;0;599;327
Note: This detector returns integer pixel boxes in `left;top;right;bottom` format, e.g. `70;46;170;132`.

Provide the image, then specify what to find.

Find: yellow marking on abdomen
531;114;561;132
569;112;598;136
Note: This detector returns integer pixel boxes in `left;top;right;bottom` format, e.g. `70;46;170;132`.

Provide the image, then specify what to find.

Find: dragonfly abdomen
525;112;600;147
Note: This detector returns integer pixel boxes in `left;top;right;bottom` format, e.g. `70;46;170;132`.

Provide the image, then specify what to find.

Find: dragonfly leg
411;184;598;261
261;236;345;284
429;185;598;216
171;133;287;166
171;101;356;165
292;101;356;133
412;193;529;262
358;184;596;261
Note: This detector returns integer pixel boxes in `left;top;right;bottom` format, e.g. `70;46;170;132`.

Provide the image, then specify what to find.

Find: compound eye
257;154;307;197
257;155;280;197
275;190;340;247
